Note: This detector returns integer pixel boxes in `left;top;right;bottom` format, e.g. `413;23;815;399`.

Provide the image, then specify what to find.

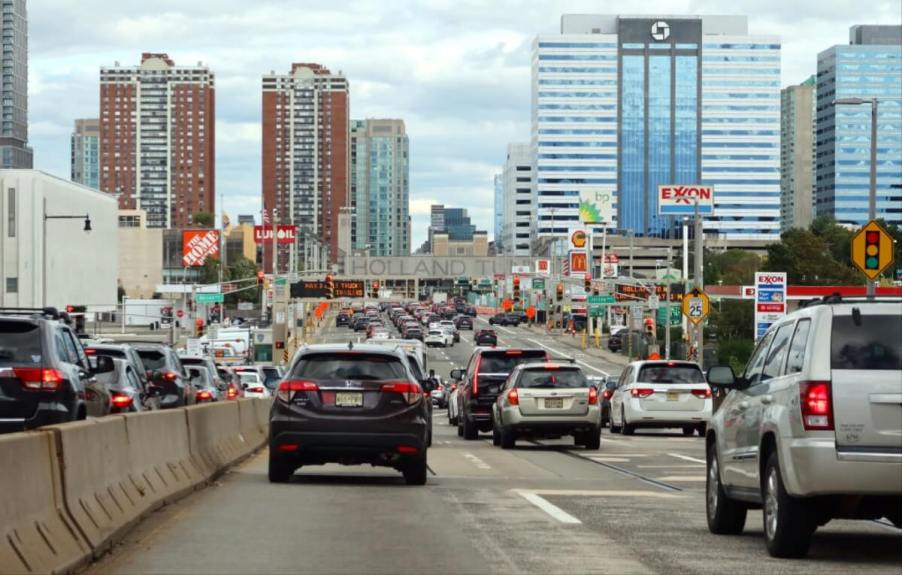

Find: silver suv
705;297;902;558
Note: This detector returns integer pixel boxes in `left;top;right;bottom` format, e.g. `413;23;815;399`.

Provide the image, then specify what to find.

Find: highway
82;317;901;575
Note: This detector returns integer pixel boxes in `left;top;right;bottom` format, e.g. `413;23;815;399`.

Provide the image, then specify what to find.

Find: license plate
666;392;679;402
545;398;564;409
335;392;363;407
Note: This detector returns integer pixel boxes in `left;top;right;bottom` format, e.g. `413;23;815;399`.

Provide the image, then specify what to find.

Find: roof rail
0;306;63;320
800;293;902;308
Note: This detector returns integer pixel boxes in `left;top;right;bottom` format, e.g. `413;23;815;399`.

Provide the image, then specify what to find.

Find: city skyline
26;1;902;245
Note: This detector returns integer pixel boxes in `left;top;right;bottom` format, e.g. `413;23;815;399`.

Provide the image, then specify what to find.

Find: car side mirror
707;366;743;388
242;383;249;390
449;369;463;381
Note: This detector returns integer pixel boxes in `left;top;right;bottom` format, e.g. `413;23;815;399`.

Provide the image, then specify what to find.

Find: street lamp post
833;97;879;296
42;198;91;307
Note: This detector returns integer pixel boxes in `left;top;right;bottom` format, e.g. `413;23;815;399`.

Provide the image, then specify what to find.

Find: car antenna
348;341;354;350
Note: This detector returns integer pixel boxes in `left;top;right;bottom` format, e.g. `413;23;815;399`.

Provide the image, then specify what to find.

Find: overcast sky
29;0;902;247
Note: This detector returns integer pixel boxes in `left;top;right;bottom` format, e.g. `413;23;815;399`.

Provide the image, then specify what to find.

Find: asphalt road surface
87;316;902;575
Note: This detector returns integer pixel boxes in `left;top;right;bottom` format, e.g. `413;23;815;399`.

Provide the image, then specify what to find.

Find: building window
6;187;13;237
5;277;16;293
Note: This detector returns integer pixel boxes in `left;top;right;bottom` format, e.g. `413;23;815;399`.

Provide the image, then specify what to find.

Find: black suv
489;313;521;327
269;343;431;485
454;315;474;330
336;313;350;327
134;344;195;408
451;347;548;440
0;307;96;433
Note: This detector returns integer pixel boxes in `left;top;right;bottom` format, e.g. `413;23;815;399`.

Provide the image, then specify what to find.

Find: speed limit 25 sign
681;288;710;325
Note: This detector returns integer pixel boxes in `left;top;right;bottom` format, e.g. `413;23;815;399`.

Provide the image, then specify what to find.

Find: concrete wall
119;226;163;299
0;169;118;311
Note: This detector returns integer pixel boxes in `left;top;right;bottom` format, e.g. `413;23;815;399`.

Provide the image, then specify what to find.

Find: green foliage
227;258;260;304
192;212;215;228
704;249;761;285
764;217;860;285
716;339;755;374
708;300;754;341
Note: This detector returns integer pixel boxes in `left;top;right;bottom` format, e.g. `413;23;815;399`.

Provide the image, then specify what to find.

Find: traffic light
256;270;265;286
556;283;564;302
584;274;591;293
644;318;656;340
65;305;87;333
512;275;521;303
865;230;881;271
325;274;334;299
195;318;205;338
371;280;380;299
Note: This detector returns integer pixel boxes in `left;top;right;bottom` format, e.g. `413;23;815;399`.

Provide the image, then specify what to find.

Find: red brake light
507;388;519;405
111;393;133;408
397;445;418;454
196;390;212;400
630;388;654;398
800;381;833;430
691;388;712;399
506;350;522;355
163;371;178;382
381;381;423;405
248;386;265;393
473;356;481;395
543;363;560;370
226;386;238;399
602;389;613;399
277;443;299;453
588;387;599;405
14;368;64;391
85;348;97;355
277;379;319;402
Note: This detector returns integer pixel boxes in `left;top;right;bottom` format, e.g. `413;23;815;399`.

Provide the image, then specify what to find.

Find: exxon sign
657;185;715;216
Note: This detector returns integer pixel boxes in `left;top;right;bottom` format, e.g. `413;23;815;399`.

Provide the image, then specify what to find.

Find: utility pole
868;98;877;298
693;200;704;369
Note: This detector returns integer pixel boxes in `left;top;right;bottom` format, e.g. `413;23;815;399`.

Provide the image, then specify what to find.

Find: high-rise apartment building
0;0;32;168
349;119;410;256
780;76;816;230
262;63;349;267
493;173;503;249
428;204;476;244
71;119;100;189
815;25;902;227
533;15;781;240
501;143;534;255
99;53;215;229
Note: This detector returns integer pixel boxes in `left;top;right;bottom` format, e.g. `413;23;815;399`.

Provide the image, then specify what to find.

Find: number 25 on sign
681;288;710;325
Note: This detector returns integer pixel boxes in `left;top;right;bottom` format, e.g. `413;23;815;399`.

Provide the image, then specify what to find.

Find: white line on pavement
462;452;492;470
636;465;705;469
514;490;582;524
655;476;706;482
667;453;706;464
585;457;632;462
523;489;683;499
526;338;610;376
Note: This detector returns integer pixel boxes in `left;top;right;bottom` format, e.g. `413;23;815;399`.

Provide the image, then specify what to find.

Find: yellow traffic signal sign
681;288;710;325
851;220;895;280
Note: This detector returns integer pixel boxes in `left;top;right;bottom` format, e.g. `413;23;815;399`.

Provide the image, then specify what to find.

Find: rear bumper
627;400;710;426
269;429;426;465
0;401;78;433
507;419;600;435
780;437;902;497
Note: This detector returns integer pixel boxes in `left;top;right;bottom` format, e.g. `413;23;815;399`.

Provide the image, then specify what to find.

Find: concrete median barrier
49;417;149;556
0;430;91;575
186;401;249;479
254;397;272;443
237;399;266;449
123;409;204;506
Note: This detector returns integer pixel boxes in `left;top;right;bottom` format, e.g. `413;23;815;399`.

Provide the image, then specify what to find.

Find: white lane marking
585;457;632;462
462;452;491;470
526;338;610;376
637;465;705;469
589;453;648;457
667;453;706;464
523;489;683;499
514;490;582;524
655;476;706;482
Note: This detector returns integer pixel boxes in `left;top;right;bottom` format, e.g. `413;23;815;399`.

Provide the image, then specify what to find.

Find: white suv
705;297;902;558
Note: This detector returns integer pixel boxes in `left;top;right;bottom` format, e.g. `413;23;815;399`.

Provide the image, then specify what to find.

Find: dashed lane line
655;476;706;482
462;452;492;470
526;338;610;376
667;453;706;464
513;490;582;524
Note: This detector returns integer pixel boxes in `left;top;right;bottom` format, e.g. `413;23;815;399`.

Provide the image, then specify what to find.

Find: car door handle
760;395;774;405
738;401;750;411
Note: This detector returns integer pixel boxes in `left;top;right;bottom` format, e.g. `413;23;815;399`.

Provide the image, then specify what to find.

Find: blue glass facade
619;55;645;233
816;43;902;226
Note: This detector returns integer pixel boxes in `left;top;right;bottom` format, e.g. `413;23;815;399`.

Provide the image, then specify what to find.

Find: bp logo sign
651;21;670;41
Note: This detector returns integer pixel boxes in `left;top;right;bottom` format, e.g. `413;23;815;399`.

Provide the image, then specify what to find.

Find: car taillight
602;389;613;400
800;381;833;430
397;445;418;454
248;386;265;393
507;388;519;405
277;379;319;402
14;368;64;391
196;390;212;400
691;388;712;399
588;387;599;405
111;393;133;408
450;384;457;392
85;348;96;355
630;388;654;398
381;381;423;405
226;386;238;399
506;350;522;355
163;371;178;382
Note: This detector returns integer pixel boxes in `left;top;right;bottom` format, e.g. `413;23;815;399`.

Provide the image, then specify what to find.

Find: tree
764;227;859;285
226;258;260;304
192;212;215;228
704;249;760;286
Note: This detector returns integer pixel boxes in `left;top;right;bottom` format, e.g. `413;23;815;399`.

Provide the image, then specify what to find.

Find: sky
29;0;902;248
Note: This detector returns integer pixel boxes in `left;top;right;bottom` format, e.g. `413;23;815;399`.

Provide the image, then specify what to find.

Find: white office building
501;143;534;255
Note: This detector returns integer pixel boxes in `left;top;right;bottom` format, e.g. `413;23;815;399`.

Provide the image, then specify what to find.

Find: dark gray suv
268;343;430;485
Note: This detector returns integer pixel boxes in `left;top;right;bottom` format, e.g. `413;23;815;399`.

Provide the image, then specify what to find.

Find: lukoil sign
254;225;297;244
658;185;715;216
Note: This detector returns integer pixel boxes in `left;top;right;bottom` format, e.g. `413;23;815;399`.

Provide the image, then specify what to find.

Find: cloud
27;0;902;249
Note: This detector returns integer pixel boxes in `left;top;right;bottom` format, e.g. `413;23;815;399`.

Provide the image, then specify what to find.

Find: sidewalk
523;324;629;367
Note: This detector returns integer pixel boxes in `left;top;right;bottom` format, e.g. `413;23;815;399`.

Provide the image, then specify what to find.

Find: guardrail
0;399;270;575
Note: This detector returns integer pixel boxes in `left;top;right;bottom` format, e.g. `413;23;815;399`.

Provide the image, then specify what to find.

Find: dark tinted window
0;321;42;364
292;353;407;380
187;367;211;385
478;351;547;374
762;323;795;381
136;350;167;370
785;320;811;374
91;348;126;359
831;314;902;370
406;354;424;380
518;368;586;389
636;364;705;384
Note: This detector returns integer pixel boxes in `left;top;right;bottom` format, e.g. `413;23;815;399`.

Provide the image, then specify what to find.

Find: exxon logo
758;275;784;285
659;185;713;204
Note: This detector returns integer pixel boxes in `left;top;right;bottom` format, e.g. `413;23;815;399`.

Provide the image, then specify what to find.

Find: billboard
578;188;614;224
254;225;297;244
289;279;366;299
182;230;220;267
658;185;715;216
754;272;786;340
569;251;588;275
535;259;551;276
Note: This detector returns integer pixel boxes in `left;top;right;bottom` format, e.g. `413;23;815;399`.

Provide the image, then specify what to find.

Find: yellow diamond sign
851;220;895;280
681;288;710;325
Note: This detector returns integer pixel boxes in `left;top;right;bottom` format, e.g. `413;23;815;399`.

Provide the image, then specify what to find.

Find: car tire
609;412;621;433
268;453;294;484
621;407;635;435
584;426;601;450
763;451;815;558
403;453;428;486
697;424;707;437
492;418;501;446
683;426;695;436
457;416;464;437
500;425;516;449
706;442;747;534
427;428;432;448
462;414;478;440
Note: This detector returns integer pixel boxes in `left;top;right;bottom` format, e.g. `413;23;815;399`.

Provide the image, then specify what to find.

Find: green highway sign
532;278;546;290
656;306;681;327
587;294;616;305
589;307;605;318
196;293;224;304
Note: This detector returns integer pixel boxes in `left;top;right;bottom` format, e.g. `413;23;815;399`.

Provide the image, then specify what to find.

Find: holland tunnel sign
658;185;715;216
343;256;538;279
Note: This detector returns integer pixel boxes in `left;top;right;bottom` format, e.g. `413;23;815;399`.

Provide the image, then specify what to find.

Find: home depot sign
182;229;220;267
658;185;715;216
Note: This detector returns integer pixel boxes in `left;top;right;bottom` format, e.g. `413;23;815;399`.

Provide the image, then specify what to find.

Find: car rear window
136;350;167;370
92;348;125;359
519;368;586;389
831;314;902;370
0;321;42;365
292;353;407;381
637;364;705;384
478;351;546;374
